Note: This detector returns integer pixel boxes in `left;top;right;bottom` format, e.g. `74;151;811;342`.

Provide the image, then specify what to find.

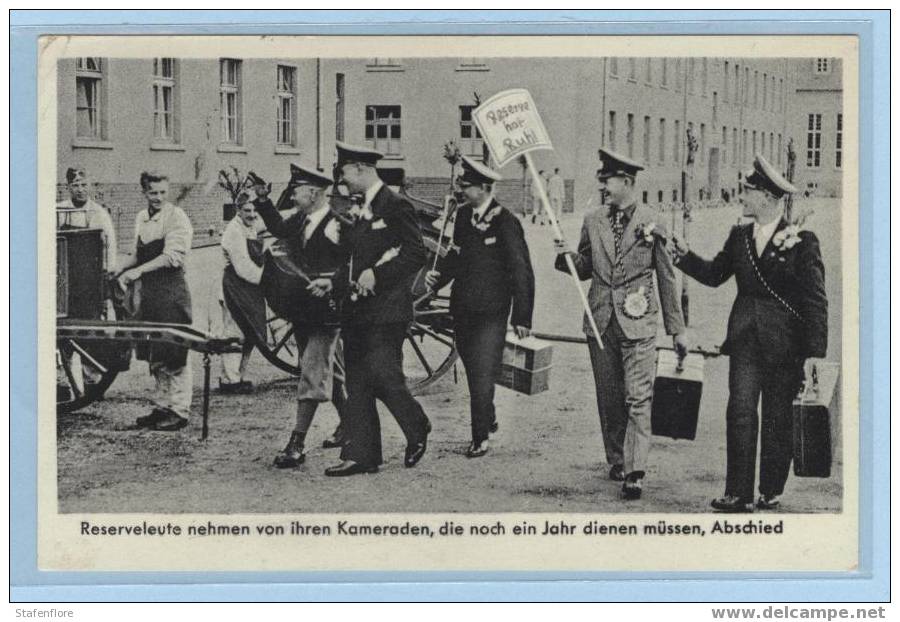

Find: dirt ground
57;199;844;514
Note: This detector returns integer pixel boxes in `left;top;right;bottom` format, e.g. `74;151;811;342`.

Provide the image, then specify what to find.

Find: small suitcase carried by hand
497;334;553;395
793;361;840;478
651;349;705;440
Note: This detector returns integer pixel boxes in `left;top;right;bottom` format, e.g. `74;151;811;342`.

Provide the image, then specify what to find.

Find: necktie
610;208;625;272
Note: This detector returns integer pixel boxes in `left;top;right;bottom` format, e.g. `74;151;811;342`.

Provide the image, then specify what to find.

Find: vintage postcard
39;33;858;572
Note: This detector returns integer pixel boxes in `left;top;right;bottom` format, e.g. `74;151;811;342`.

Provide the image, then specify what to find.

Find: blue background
10;9;889;602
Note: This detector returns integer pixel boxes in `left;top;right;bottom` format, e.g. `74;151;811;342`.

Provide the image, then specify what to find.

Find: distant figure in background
530;169;548;225
57;167;117;274
116;172;194;432
672;155;828;513
426;156;535;458
218;200;267;394
548;167;565;219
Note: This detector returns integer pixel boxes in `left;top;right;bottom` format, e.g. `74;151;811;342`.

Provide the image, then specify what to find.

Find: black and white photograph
40;34;857;572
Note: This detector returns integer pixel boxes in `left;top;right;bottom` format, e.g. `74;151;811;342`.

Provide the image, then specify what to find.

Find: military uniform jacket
335;185;427;326
677;219;827;359
556;202;684;340
438;200;535;328
255;197;347;326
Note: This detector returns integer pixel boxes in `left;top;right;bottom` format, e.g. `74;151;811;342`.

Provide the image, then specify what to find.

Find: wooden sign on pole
473;89;604;350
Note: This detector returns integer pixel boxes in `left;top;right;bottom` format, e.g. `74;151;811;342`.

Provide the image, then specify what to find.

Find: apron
222;238;267;347
134;237;193;368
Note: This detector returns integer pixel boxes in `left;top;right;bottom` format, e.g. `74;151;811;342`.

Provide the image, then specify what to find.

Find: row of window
74;57;484;157
606;110;786;170
721;60;788;114
806;113;843;169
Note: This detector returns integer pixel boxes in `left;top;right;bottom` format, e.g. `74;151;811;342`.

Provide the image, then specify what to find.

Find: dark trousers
726;336;804;501
454;314;507;444
340;322;430;466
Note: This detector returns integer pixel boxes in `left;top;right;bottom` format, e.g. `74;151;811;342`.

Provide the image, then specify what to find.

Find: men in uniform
253;164;348;468
425;156;535;457
554;148;688;499
117;172;194;431
671;154;828;512
322;142;431;477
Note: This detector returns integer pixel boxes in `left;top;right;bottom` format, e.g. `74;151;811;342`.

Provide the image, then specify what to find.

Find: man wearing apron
117;172;194;432
218;200;267;394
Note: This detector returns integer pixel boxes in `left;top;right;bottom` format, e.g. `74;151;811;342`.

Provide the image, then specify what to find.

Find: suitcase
651;350;705;440
497;334;553;395
793;361;840;478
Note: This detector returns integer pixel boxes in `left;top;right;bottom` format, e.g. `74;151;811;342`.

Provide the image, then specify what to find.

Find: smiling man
672;154;828;513
554;148;688;501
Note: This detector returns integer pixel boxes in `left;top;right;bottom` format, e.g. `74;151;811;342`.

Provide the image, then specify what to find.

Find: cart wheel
257;306;303;375
56;338;119;414
404;288;458;394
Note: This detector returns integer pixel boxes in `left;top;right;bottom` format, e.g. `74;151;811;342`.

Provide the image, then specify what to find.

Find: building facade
56;56;842;253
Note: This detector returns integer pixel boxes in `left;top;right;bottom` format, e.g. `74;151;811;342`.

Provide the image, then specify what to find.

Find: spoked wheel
56;338;119;414
403;288;458;395
258;306;303;375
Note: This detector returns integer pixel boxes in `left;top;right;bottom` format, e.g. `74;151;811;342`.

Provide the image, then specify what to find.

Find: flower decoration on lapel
636;222;663;246
471;203;502;232
772;224;802;251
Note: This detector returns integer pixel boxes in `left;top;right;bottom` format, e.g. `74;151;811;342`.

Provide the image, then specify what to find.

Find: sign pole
523;151;604;351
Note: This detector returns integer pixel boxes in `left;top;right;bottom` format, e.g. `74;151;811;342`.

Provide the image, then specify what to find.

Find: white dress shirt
753;218;780;256
221;216;264;285
134;202;193;269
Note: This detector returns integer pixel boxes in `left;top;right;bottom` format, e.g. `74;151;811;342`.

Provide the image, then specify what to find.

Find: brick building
56;56;842;253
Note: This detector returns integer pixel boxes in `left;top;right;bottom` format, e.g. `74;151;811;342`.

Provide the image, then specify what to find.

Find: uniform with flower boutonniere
673;154;828;512
554;148;686;499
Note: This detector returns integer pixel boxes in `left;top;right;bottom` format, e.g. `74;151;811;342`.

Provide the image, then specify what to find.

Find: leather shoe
756;494;782;510
274;432;306;468
322;426;345;449
324;460;378;477
489;420;499;434
711;495;755;513
622;476;643;500
151;410;189;431
608;464;625;481
404;420;432;468
136;408;167;429
465;439;490;458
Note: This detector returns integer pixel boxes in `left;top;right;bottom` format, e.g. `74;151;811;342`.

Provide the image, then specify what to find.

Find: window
721;125;728;164
700;123;706;164
219;59;242;145
744;67;749;105
779;78;784;112
753;70;759;107
761;132;766;160
742;129;748;164
628;58;637;81
733;128;738;165
642;116;651;163
701;58;708;95
835;113;842;168
673;189;679;202
367;58;403;71
712;91;718;127
673;120;680;164
674;59;682;92
457;58;489;72
658;190;664;203
642;191;648;204
75;57;105;140
335;73;345;142
644;58;652;84
778;133;783;166
734;64;740;104
658;118;666;163
626;113;635;158
769;132;775;161
723;61;730;102
459;105;483;158
763;73;768;110
152;58;178;143
815;58;830;74
687;58;695;94
365;105;401;155
771;75;777;111
608;111;617;150
661;58;668;87
276;65;297;147
609;57;619;77
806;113;822;168
752;130;757;157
